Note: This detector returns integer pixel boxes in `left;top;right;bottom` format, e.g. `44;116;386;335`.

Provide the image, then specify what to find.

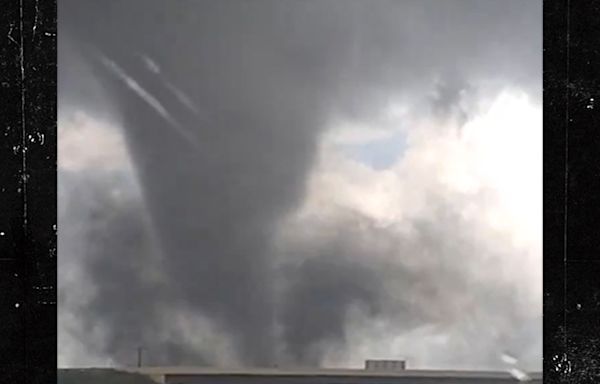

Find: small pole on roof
137;346;144;367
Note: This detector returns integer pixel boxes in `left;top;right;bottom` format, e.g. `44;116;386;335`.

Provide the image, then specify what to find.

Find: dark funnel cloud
58;0;541;368
279;254;384;365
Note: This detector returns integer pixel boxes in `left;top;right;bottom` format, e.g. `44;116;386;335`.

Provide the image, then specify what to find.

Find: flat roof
126;366;542;380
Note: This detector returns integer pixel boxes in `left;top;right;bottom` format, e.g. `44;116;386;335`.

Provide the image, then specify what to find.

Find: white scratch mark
508;368;531;381
33;0;39;40
20;0;28;230
140;54;161;74
163;79;202;117
138;52;203;118
98;55;200;148
501;352;531;381
7;25;18;46
500;352;518;365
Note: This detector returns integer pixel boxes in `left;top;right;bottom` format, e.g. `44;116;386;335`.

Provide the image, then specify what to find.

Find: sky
58;0;542;372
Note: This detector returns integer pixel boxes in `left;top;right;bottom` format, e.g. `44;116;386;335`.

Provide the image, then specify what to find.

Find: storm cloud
58;0;541;369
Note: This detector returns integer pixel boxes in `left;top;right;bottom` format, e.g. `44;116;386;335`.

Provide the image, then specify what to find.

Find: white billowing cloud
58;110;136;367
462;92;542;250
282;88;542;370
58;310;117;368
58;111;131;172
307;88;540;253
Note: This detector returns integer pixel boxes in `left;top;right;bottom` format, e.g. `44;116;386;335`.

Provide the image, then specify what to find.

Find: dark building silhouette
127;363;542;384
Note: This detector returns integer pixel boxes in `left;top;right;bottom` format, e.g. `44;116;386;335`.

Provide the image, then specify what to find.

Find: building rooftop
126;366;542;380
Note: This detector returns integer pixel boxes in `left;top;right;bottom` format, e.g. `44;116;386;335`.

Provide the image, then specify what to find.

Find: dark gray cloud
429;72;473;126
278;253;384;365
58;0;541;368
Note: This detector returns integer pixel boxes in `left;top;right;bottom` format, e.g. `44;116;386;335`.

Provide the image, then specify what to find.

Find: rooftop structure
126;365;542;384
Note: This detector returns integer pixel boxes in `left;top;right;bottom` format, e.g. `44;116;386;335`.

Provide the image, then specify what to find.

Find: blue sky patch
340;130;407;170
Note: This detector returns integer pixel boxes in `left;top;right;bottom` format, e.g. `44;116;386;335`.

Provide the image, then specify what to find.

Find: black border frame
0;0;56;382
544;0;600;383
